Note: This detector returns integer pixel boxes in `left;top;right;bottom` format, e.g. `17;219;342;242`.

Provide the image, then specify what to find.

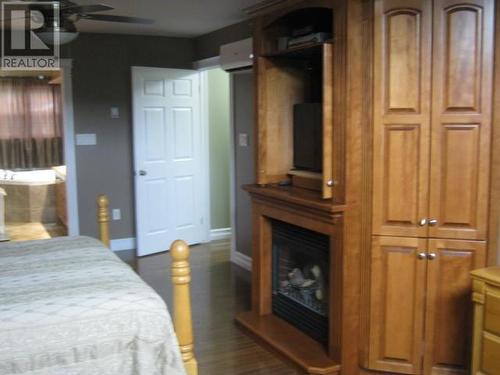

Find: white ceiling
72;0;260;37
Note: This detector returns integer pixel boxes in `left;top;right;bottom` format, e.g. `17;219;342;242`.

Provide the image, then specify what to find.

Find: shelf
236;312;341;375
288;170;322;179
243;184;345;217
262;41;332;59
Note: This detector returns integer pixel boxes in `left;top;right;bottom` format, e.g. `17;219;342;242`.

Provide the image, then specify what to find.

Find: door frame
131;66;210;249
197;63;233;244
195;56;253;266
199;69;212;242
228;69;253;271
60;58;79;236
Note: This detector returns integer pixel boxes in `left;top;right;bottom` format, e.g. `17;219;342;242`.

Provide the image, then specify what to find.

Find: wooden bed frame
97;195;198;375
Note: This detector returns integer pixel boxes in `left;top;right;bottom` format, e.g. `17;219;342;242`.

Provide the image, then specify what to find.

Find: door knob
418;218;428;226
428;218;438;226
139;170;147;176
427;253;437;260
417;252;427;260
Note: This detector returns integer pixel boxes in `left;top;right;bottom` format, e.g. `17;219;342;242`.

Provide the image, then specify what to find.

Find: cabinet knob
428;218;438;226
326;179;335;187
417;252;427;260
427;253;437;260
418;218;428;226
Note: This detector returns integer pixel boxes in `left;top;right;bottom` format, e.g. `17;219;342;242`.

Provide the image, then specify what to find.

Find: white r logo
10;10;49;50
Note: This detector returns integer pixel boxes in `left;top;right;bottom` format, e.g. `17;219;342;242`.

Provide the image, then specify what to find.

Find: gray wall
233;71;255;257
193;20;252;60
61;33;195;239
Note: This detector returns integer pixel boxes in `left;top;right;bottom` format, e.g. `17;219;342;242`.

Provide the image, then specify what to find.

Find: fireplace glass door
271;219;330;345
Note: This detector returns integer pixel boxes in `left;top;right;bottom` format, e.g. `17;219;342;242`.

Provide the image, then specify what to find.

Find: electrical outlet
112;209;121;221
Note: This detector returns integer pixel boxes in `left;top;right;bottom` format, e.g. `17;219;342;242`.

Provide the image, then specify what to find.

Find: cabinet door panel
429;0;494;240
424;239;486;375
372;0;432;238
368;236;427;373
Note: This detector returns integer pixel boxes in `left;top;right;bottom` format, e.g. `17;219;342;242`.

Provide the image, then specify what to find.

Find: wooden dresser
471;267;500;375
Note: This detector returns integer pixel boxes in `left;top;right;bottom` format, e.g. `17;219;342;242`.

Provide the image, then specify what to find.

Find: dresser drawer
471;267;500;375
482;332;500;374
485;291;500;336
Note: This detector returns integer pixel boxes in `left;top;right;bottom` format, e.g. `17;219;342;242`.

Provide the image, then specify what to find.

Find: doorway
132;67;209;256
132;66;234;256
203;68;232;242
0;67;74;241
229;69;254;268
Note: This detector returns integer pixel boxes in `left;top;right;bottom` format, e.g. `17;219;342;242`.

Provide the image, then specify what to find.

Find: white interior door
132;67;205;256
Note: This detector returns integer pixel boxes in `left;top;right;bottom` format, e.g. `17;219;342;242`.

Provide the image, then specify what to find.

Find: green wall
208;69;230;229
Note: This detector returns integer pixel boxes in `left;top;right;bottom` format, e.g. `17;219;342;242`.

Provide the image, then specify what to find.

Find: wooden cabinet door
368;236;427;374
372;0;432;238
424;239;486;375
428;0;494;241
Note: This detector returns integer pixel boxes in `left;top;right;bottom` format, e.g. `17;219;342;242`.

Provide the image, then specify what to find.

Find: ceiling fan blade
62;4;114;13
80;14;154;24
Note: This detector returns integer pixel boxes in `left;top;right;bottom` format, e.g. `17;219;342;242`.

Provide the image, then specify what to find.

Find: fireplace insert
271;219;330;346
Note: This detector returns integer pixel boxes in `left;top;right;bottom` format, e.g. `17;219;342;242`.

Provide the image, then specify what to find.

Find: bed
0;195;197;375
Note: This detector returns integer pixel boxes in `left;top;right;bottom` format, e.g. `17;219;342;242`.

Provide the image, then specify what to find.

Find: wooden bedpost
170;240;198;375
97;194;110;248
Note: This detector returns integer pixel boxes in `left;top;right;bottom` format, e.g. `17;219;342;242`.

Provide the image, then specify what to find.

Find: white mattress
0;236;186;375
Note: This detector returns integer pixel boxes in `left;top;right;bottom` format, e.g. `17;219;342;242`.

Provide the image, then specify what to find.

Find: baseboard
110;237;136;252
210;227;232;241
231;250;252;271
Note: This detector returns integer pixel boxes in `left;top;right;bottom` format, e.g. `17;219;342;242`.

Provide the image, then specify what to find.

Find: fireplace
271;219;330;346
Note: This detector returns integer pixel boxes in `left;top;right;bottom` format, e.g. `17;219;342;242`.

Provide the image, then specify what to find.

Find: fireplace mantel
243;184;345;224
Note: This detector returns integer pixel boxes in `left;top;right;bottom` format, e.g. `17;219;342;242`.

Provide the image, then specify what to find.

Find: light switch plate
76;133;97;146
239;133;249;147
112;209;121;221
110;107;120;119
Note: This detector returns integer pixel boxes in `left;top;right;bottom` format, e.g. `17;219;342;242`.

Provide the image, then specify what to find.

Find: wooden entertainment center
236;0;500;374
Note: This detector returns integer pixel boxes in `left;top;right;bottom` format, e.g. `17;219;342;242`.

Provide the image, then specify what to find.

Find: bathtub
0;169;57;184
0;169;63;223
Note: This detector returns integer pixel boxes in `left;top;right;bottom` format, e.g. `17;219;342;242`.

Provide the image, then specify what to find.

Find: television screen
293;103;323;172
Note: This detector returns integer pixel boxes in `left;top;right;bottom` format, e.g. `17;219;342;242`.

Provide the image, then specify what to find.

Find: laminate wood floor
118;239;301;375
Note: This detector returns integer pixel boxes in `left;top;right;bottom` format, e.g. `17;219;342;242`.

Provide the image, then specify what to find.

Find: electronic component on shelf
286;32;331;48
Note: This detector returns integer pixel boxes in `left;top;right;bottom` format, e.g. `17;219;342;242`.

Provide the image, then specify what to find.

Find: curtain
0;78;63;169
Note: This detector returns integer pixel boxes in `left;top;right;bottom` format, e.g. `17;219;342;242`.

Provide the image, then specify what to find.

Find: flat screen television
293;103;323;172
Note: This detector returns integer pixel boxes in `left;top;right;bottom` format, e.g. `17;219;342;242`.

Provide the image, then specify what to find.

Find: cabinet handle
418;218;428;226
428;218;438;226
417;252;427;260
427;253;437;260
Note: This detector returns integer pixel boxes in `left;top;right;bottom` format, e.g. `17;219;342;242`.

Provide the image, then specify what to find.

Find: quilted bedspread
0;236;186;375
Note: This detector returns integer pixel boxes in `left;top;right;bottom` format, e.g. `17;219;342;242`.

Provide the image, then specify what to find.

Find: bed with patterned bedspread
0;236;186;375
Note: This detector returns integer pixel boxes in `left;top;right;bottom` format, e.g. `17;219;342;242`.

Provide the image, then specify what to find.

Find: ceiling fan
4;0;154;44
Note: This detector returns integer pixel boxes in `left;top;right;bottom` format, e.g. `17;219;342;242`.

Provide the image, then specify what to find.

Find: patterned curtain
0;78;63;169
